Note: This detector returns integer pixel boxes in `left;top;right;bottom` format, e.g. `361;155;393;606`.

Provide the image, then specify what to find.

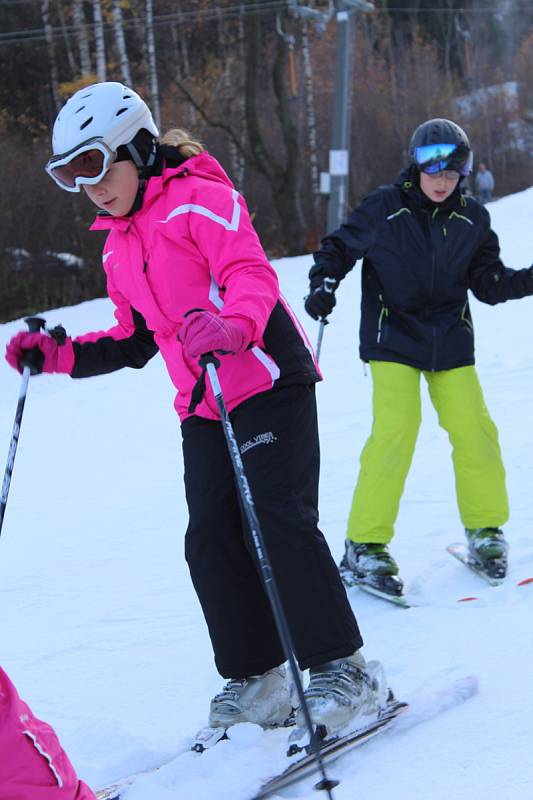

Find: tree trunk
73;0;91;77
92;0;107;81
217;7;241;186
244;12;307;255
57;0;77;76
41;0;61;111
112;0;132;85
271;17;307;253
145;0;161;129
236;2;247;189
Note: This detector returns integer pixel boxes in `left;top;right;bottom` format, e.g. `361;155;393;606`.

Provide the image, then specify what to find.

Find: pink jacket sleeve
0;668;96;800
73;272;136;346
186;184;279;344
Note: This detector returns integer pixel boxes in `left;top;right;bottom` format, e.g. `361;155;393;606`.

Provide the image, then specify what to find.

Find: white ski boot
208;664;293;729
288;651;386;752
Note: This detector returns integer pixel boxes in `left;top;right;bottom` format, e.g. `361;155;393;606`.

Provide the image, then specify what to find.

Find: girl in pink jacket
5;82;385;743
0;667;95;800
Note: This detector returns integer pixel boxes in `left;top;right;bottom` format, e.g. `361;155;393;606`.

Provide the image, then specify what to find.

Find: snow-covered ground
1;187;532;800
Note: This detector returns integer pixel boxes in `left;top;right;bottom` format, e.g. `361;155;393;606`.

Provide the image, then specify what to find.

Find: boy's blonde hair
160;128;204;158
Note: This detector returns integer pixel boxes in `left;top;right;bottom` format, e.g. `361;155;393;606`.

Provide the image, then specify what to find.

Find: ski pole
202;353;338;798
0;316;46;539
315;318;328;364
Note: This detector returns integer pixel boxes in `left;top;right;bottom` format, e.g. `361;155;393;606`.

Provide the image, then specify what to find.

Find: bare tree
41;0;61;111
146;0;161;128
72;0;92;77
217;7;242;186
112;0;132;85
172;6;190;81
244;10;306;253
236;2;247;189
57;1;77;76
92;0;107;81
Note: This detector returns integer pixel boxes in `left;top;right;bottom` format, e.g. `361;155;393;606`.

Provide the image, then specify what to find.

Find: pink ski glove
178;311;253;358
5;331;75;375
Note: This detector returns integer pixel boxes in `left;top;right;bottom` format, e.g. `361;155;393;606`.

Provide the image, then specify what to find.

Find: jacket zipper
429;209;438;370
377;293;389;343
461;301;474;332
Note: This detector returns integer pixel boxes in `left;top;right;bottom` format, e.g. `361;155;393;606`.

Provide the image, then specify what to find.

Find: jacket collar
395;165;463;215
90;152;234;232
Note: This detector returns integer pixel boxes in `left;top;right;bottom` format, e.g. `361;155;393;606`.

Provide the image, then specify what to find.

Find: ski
252;700;407;800
96;677;478;800
95;717;294;798
96;780;130;800
95;751;183;799
354;581;412;607
447;543;505;586
251;676;478;800
251;675;478;799
340;567;411;607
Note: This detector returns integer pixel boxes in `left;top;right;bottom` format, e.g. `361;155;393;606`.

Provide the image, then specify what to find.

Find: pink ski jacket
71;152;319;420
0;667;96;800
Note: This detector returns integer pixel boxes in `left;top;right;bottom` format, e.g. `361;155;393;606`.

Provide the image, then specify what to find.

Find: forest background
1;0;532;323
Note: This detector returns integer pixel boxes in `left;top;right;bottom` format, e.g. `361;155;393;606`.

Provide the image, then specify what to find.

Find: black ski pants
181;383;363;678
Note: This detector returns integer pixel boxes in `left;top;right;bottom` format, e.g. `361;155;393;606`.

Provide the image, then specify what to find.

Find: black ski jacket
310;168;533;371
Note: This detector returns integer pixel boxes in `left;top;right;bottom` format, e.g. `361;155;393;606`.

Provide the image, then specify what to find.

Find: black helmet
409;118;473;176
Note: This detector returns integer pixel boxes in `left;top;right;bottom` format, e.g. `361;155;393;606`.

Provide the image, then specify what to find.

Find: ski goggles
45;139;116;192
413;143;473;176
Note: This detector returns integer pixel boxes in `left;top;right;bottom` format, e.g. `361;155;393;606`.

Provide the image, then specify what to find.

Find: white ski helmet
52;81;158;156
46;82;159;191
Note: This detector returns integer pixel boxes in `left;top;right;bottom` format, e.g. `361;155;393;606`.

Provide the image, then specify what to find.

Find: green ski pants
347;361;509;544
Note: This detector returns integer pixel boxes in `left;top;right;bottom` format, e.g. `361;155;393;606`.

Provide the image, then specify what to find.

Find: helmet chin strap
125;138;158;215
126;138;157;176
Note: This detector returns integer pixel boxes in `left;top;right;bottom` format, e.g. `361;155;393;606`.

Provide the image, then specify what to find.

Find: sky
0;187;532;800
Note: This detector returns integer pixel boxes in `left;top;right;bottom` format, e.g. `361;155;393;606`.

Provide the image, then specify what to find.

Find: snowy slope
0;187;532;800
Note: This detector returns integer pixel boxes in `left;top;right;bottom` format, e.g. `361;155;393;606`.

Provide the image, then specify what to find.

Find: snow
1;187;533;799
49;252;85;269
453;80;519;117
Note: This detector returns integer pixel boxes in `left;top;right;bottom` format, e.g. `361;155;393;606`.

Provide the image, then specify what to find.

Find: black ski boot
465;527;509;580
339;541;404;596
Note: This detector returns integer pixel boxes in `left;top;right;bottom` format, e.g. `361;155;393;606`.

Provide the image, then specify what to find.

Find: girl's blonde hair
160;128;204;158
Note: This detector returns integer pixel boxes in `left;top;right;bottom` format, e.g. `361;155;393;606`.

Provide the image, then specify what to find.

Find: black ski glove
304;276;339;320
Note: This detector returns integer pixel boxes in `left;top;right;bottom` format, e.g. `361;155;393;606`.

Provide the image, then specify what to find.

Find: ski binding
340;567;411;607
191;725;230;752
447;542;506;586
252;697;408;799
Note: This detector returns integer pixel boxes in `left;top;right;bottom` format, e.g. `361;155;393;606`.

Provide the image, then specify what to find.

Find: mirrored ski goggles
414;143;473;176
45;139;116;192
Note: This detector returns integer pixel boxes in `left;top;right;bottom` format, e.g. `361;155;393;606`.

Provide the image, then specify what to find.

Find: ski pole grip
20;317;47;375
25;317;46;333
199;353;221;370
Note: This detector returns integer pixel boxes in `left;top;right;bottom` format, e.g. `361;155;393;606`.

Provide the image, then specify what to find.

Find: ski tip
457;596;479;603
517;577;533;586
